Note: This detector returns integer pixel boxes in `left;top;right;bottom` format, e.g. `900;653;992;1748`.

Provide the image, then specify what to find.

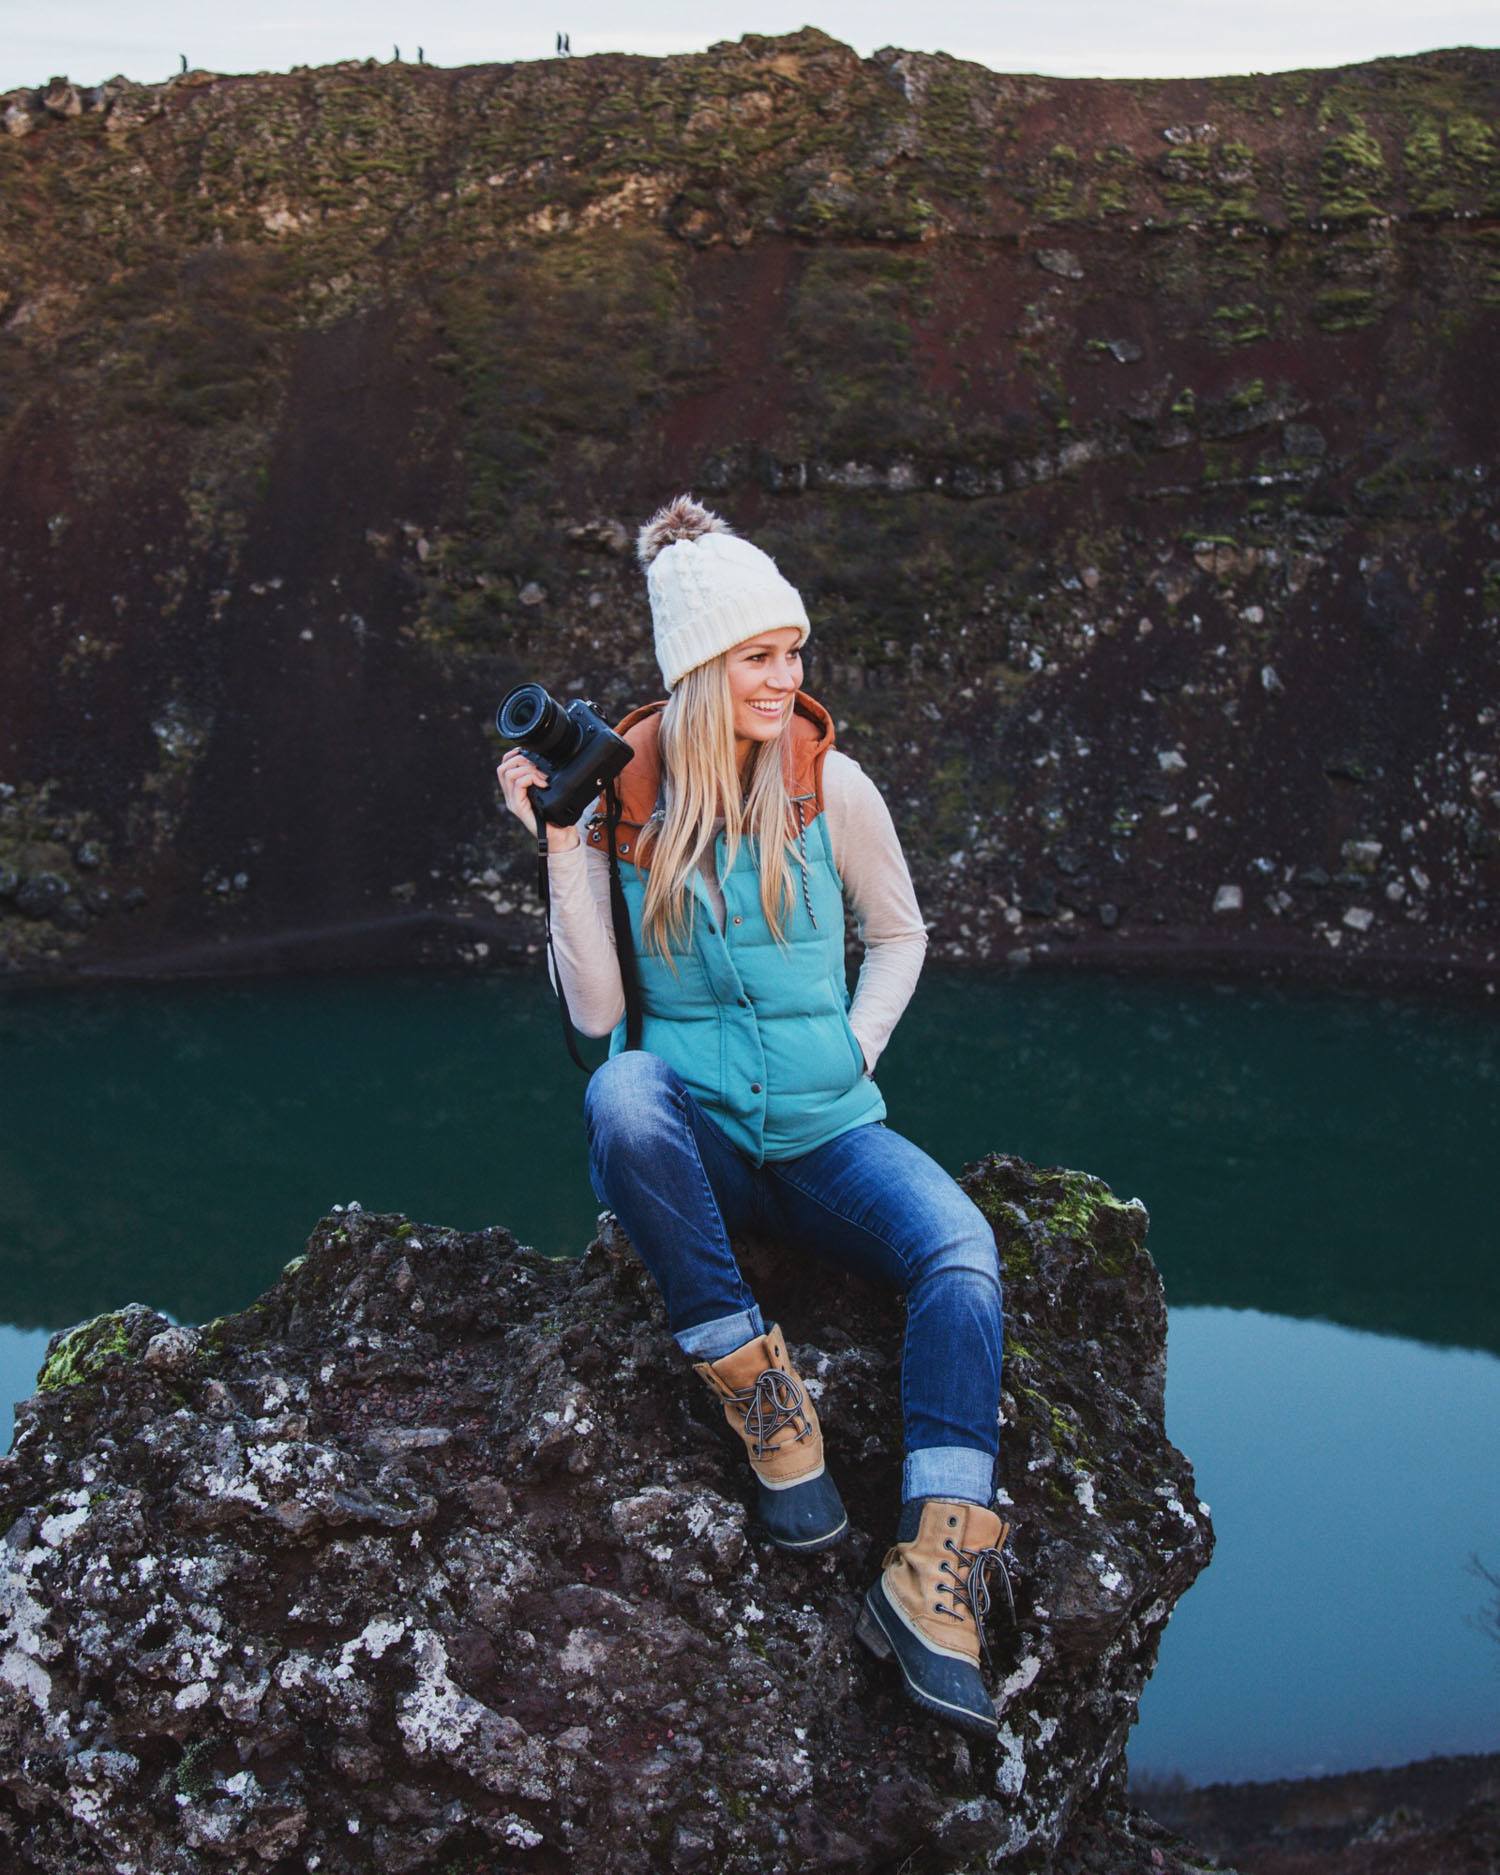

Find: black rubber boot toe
855;1578;998;1738
755;1465;848;1552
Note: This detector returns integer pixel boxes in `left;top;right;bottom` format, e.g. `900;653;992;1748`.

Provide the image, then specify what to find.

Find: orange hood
584;691;836;863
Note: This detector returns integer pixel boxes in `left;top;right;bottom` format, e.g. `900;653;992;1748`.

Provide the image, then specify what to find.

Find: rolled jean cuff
903;1445;996;1507
673;1305;766;1363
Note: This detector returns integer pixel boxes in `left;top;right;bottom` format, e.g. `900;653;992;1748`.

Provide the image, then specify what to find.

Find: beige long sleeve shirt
542;750;928;1074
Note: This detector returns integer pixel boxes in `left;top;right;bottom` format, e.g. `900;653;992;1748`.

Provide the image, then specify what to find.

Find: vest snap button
732;914;743;925
750;1082;762;1094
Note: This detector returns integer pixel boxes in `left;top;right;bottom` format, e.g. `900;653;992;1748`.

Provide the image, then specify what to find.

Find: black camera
496;683;633;827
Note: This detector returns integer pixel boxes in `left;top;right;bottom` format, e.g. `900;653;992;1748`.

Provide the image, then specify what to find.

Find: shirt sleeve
541;813;627;1039
821;750;929;1075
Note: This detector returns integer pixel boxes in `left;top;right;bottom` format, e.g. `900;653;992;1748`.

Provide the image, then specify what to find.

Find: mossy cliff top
0;1155;1217;1873
3;30;1497;279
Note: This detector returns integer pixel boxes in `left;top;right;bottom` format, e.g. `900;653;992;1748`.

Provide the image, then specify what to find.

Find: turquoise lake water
1;967;1496;1784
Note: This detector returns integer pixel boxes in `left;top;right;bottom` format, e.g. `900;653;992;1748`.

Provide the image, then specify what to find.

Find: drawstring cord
791;795;818;930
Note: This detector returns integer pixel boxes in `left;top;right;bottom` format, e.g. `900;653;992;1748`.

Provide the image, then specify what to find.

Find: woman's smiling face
726;628;804;766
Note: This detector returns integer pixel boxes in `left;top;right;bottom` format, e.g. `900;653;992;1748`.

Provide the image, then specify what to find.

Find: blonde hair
639;655;804;966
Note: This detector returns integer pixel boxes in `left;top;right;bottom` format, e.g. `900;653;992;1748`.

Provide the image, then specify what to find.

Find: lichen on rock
0;1154;1218;1872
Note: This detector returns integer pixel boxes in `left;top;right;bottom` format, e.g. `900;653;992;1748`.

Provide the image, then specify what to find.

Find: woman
496;493;1012;1739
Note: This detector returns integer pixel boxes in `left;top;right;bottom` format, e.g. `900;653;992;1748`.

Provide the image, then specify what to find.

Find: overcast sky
3;0;1494;94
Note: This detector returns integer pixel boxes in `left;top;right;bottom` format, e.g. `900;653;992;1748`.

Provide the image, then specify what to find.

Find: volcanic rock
0;1155;1218;1873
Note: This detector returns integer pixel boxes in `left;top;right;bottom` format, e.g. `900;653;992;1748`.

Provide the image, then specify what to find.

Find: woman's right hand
496;751;581;851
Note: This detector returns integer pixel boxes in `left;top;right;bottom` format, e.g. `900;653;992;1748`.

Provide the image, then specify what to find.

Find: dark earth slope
1;33;1497;990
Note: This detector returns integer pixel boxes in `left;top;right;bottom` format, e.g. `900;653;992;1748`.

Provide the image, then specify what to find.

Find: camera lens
496;684;581;762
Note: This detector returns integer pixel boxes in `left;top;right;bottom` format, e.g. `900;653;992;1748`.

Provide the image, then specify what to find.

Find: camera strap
603;779;645;1053
534;778;642;1073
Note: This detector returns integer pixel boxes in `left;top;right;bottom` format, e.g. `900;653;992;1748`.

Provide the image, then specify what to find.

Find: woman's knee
909;1201;1003;1299
583;1049;681;1144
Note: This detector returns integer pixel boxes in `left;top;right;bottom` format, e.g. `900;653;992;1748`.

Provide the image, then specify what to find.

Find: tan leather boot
856;1498;1014;1736
693;1324;848;1552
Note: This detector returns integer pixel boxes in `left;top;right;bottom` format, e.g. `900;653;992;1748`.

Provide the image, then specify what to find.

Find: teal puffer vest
608;806;887;1164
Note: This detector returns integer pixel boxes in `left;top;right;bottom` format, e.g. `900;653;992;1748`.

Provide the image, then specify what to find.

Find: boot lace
936;1536;1016;1667
728;1367;814;1460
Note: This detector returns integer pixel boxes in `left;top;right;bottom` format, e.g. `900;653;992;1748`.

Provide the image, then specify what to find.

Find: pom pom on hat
636;492;735;570
636;490;809;689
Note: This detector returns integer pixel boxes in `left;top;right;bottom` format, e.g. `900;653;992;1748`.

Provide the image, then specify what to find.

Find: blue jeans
583;1051;1003;1507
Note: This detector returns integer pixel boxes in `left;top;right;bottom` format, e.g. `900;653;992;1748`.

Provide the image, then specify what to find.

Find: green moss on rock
1318;121;1390;220
37;1312;136;1390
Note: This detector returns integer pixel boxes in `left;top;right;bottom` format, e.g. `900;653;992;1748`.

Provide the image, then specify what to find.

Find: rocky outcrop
1140;1752;1500;1875
0;1155;1216;1873
1;72;174;139
1;35;1497;993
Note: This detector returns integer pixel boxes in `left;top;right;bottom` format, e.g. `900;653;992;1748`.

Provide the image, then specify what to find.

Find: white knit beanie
636;492;810;689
